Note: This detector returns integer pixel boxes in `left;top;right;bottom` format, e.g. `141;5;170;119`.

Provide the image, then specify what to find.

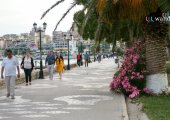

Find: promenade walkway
0;59;128;120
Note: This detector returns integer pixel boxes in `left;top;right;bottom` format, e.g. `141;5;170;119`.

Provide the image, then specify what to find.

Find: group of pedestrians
77;52;90;67
1;49;64;99
0;49;103;100
46;51;64;80
96;54;102;63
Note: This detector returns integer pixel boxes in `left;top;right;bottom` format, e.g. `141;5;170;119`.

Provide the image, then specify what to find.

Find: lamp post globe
64;34;66;39
33;23;37;30
43;22;47;30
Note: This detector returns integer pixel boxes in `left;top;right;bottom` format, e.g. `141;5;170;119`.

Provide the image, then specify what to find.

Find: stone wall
0;63;77;89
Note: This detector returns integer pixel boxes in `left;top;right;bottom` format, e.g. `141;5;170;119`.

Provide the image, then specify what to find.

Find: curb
126;98;149;120
121;94;129;120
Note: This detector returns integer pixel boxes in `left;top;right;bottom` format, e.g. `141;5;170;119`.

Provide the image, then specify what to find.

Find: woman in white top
21;51;34;86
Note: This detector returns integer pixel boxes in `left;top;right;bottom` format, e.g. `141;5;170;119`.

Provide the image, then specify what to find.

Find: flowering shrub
110;41;148;98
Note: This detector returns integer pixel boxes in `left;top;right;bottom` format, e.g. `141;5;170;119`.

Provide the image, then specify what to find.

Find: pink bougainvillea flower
129;87;140;98
110;41;146;98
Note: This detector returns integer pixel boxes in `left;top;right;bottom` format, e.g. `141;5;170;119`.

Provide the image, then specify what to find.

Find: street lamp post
88;44;91;62
80;39;83;54
94;51;95;62
64;34;72;70
33;22;47;79
80;40;83;66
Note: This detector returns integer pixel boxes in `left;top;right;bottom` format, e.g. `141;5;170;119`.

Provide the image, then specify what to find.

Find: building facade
52;31;78;56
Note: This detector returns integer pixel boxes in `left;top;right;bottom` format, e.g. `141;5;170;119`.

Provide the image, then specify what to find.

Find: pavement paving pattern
0;59;126;120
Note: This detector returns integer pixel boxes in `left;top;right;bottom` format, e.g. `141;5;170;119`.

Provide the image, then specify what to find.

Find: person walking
77;52;82;67
21;51;34;86
45;51;55;80
84;52;89;67
1;49;20;99
55;52;64;80
97;53;101;63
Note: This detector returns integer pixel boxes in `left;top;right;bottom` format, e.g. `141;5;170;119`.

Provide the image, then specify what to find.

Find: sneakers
6;94;15;99
26;82;32;86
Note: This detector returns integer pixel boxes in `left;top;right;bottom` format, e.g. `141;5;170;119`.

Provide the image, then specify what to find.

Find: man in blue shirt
45;51;55;80
84;52;89;67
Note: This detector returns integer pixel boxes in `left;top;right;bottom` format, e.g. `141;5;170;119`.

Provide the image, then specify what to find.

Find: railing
34;61;46;69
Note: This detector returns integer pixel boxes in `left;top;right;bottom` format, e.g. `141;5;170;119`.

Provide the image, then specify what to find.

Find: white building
0;37;13;49
0;37;6;49
53;31;68;51
2;34;19;41
30;28;52;46
70;22;95;54
52;31;78;56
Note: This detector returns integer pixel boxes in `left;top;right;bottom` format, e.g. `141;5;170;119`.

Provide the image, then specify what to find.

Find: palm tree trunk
126;27;134;48
146;35;168;93
112;39;116;53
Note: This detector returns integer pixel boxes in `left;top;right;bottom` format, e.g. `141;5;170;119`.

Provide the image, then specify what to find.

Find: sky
0;0;83;36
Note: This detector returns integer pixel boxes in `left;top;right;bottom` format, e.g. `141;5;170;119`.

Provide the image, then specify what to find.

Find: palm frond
74;0;88;5
69;22;74;31
71;8;86;32
53;3;77;31
97;0;158;23
73;9;98;40
41;0;65;19
81;0;98;35
81;9;94;35
102;0;118;24
73;10;85;28
96;0;106;13
94;18;103;42
159;0;170;12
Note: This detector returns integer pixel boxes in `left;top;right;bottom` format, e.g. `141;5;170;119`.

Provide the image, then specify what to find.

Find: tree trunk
112;40;116;53
167;46;170;56
146;35;168;93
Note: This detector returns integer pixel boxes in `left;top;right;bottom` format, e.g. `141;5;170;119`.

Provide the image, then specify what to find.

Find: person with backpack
84;52;89;67
45;51;55;80
21;51;34;86
77;52;82;67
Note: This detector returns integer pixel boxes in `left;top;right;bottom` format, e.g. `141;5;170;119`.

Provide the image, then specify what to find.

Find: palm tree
41;0;128;52
42;0;170;93
96;0;170;93
41;0;96;31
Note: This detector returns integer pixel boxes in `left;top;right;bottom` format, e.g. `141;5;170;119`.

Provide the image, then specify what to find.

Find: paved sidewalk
0;59;128;120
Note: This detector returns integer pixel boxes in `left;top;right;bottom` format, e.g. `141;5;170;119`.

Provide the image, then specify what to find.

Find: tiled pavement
0;59;128;120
